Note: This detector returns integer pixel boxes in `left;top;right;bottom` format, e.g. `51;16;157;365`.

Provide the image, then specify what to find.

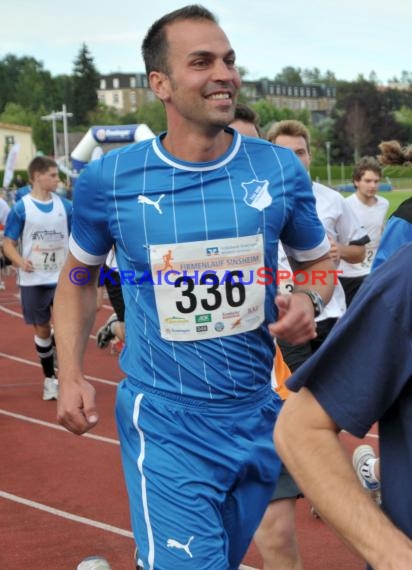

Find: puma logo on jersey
137;194;165;214
166;536;194;558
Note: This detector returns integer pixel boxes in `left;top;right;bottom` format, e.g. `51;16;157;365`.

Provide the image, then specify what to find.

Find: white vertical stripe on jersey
194;341;213;399
133;393;155;570
225;166;240;238
217;336;238;397
171;342;184;395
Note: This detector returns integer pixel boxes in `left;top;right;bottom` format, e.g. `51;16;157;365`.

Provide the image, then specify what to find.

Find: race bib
31;243;65;272
150;235;265;341
361;247;376;270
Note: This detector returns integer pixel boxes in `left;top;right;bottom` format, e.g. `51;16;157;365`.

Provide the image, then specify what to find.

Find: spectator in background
338;156;389;305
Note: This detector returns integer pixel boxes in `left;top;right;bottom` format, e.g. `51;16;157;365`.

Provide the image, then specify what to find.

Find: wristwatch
295;289;325;318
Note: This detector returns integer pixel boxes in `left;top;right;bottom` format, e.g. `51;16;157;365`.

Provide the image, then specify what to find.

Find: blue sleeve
287;244;412;437
4;201;25;241
372;216;412;271
280;154;327;256
70;159;113;257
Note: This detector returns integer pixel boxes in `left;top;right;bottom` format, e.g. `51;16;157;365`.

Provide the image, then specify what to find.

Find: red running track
0;270;373;569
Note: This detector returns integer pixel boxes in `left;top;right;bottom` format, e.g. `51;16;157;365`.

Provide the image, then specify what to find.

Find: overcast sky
3;0;411;84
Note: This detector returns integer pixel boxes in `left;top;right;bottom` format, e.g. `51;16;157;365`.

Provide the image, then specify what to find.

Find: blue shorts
116;380;282;570
20;285;56;325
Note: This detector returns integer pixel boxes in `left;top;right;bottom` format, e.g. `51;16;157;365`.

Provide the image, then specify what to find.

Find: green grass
342;190;412;218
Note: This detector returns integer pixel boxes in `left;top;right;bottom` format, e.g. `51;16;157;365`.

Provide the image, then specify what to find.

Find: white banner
2;142;20;188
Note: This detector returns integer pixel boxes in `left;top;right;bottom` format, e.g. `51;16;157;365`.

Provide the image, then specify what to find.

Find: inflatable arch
70;123;155;176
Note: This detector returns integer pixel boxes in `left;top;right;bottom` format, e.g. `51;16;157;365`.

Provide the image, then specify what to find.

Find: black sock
34;335;55;378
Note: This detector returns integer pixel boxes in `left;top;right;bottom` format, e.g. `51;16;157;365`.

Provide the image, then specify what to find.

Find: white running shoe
352;444;381;504
42;377;59;401
77;556;112;570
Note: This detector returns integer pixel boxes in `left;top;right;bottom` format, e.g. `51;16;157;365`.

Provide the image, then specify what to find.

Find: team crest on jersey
242;179;272;211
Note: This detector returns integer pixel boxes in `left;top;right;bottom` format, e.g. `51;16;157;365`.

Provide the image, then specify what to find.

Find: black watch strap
295;289;325;317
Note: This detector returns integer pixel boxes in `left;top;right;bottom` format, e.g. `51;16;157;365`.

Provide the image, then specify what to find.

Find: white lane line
0;305;22;318
0;353;118;386
0;491;133;538
0;490;258;569
0;409;119;445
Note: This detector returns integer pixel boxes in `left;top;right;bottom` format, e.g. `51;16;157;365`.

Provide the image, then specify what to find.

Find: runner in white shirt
3;157;72;401
339;156;389;305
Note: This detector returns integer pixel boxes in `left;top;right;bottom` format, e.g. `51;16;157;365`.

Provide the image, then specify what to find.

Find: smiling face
151;18;241;133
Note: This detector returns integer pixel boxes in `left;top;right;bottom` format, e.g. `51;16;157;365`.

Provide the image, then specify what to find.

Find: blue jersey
71;128;328;400
372;197;412;271
288;243;412;538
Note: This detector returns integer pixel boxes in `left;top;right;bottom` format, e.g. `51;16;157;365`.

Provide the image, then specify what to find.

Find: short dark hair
234;103;260;126
352;156;382;183
28;156;57;182
142;5;217;76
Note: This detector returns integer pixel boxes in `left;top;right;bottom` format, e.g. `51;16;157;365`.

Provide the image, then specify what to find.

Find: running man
54;6;335;569
3;156;72;400
338;156;389;305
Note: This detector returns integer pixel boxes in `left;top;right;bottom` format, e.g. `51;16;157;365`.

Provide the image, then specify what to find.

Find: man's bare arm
269;255;335;344
337;242;365;264
275;389;412;569
53;252;101;435
3;237;33;272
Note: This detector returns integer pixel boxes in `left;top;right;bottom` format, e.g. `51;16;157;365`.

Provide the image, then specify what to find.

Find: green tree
134;101;167;134
0;102;33;125
72;44;99;125
0;102;53;154
309;117;335;166
395;106;412;140
274;66;303;84
301;68;337;86
89;104;123;126
331;80;403;162
54;74;75;113
31;108;54;155
0;55;55;114
251;100;310;133
14;58;55;111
